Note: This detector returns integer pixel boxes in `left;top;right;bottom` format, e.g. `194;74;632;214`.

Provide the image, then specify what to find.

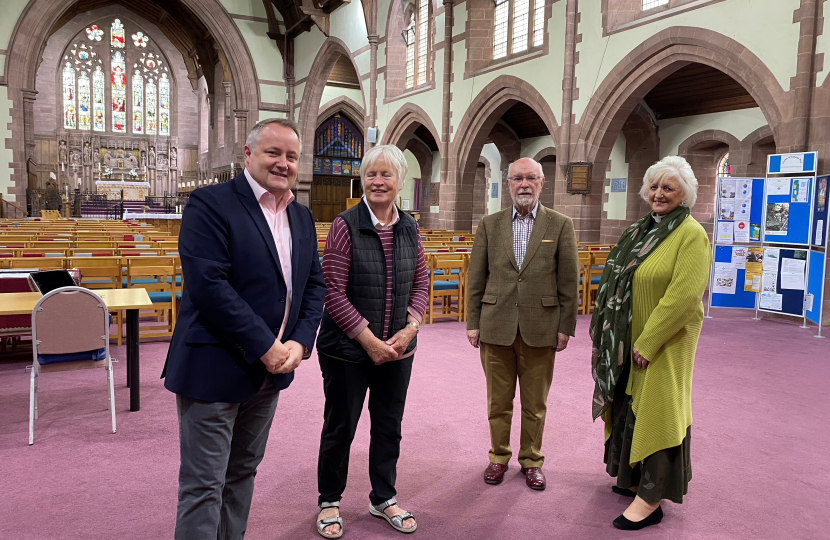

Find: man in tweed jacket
466;157;579;491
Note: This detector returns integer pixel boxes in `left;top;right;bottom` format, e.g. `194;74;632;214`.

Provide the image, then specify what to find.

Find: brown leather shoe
520;467;546;490
483;462;508;485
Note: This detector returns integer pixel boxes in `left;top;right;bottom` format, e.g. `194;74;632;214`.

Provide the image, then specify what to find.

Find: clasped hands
261;339;305;374
358;324;418;365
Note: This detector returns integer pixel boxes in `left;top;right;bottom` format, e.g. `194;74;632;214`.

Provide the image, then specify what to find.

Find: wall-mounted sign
611;177;627;193
567;162;593;194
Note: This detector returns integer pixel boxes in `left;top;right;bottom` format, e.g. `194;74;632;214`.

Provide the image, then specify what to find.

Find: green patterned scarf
589;205;690;421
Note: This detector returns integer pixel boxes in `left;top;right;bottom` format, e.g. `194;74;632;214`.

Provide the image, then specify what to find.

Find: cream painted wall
603;133;628;220
260;83;287;104
321;85;365;108
233;19;283;82
295;27;328;82
481;143;502;215
400;149;420;209
0;0;28;51
658;107;768;157
0;87;14;201
520;136;556;160
573;0;801;124
219;0;267;18
330;0;370;53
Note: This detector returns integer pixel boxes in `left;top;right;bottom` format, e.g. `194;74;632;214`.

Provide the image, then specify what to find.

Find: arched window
717;153;731;177
642;0;669;9
402;0;430;90
493;0;546;59
60;19;173;135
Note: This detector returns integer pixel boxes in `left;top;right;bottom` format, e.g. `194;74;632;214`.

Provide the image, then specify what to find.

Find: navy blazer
162;173;326;403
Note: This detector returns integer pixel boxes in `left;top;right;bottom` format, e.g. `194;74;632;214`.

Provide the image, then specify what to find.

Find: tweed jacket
466;204;579;347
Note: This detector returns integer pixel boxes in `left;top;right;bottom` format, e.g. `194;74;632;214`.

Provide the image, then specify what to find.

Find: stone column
438;0;454;229
790;0;819;152
368;34;379;144
233;109;248;160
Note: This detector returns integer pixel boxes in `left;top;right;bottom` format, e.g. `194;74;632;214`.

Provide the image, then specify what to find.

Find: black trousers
317;353;413;506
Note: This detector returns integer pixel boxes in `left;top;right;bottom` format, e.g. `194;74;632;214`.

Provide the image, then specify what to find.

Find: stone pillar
368;34;379;143
286;76;296;121
233;109;248;160
439;0;454;229
790;0;820;152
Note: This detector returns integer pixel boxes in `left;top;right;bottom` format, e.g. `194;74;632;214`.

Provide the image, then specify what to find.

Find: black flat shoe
613;505;663;530
612;485;637;498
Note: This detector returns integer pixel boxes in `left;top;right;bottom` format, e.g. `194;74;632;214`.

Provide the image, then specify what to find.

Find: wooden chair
578;251;592;314
126;257;177;338
426;255;466;324
585;252;609;314
29;287;116;445
68;257;124;345
8;258;66;270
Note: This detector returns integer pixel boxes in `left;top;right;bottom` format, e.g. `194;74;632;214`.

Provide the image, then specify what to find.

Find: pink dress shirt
244;169;294;341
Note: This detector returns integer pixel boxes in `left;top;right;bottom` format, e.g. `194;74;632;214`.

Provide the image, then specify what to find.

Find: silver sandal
369;497;417;534
316;501;343;539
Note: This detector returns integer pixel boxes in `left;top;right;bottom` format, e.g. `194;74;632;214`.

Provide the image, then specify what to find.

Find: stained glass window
404;25;416;89
512;0;530;54
146;77;157;135
93;65;105;132
62;62;76;129
532;0;545;47
159;73;170;136
718;153;731;177
78;71;91;130
493;0;509;59
132;70;144;134
417;0;429;86
642;0;669;9
86;25;103;41
111;19;125;48
111;50;127;132
132;32;149;47
65;20;172;134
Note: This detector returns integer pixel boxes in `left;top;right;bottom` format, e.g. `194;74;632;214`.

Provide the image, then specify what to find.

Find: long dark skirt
604;363;692;504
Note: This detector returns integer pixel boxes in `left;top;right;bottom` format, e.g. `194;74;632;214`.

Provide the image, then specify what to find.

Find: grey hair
361;145;408;189
245;118;303;153
639;155;698;208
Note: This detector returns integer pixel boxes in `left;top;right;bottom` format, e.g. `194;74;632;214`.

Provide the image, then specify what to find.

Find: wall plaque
567;162;592;194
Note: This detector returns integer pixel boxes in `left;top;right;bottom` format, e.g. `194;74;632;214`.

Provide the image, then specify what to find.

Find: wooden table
0;288;153;411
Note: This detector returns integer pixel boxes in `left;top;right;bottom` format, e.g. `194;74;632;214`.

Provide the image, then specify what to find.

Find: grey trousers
175;378;280;540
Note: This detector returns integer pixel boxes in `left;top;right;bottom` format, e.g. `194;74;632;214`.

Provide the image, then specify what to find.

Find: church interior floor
0;312;826;539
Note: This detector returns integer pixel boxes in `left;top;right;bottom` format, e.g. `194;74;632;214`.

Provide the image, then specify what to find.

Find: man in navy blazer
163;118;325;540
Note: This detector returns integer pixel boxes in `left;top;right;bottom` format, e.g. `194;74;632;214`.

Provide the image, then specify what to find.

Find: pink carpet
1;311;828;539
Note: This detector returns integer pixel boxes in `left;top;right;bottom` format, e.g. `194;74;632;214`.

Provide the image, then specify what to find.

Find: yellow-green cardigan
604;216;711;464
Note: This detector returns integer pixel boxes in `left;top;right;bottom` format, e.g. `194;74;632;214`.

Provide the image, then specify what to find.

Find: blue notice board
767;152;817;174
716;178;764;244
806;250;825;325
758;248;809;317
763;177;813;246
711;245;757;309
813;175;828;248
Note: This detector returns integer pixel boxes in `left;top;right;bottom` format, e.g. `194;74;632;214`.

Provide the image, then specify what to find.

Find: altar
96;180;151;201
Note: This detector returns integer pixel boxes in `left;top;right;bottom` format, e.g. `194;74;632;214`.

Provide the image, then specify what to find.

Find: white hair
361;145;408;189
639;155;698;208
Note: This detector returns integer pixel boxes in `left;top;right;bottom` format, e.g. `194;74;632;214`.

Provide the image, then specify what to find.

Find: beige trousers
480;331;555;468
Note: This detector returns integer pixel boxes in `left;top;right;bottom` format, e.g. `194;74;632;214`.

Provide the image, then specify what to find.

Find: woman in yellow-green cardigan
589;156;711;531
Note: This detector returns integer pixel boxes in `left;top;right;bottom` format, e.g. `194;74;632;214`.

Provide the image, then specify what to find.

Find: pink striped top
322;215;429;345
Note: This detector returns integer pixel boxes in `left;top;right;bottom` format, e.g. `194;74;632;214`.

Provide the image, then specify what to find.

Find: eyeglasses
508;175;541;183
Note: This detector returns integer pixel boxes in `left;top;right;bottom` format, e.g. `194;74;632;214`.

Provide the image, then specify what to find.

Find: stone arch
297;37;367;205
3;0;260;202
472;155;491;231
738;125;777;177
676;129;743;235
533;147;557;163
577;27;787;169
486;122;521;211
532;147;557;210
381;103;441;150
403;136;433;216
316;96;366;132
447;75;559;230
